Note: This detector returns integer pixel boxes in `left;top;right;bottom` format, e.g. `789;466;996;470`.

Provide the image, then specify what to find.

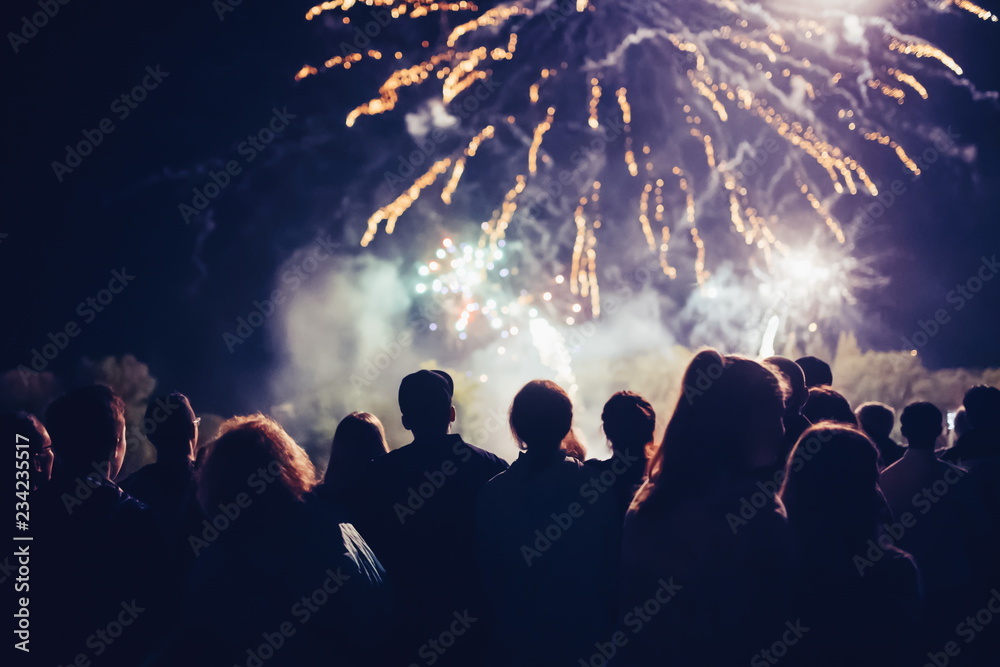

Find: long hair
324;412;388;487
197;413;317;512
632;350;787;513
779;423;883;556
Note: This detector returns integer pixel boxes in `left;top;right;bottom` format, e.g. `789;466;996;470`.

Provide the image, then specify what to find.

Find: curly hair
198;413;317;510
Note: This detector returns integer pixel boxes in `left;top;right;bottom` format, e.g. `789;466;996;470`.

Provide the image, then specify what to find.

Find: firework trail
295;0;993;352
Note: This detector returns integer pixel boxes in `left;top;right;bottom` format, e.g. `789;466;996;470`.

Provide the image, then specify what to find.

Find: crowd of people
7;352;1000;666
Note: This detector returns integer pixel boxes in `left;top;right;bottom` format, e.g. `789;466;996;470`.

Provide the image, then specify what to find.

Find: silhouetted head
765;356;808;412
509;380;573;454
795;356;833;388
780;423;883;550
324;411;388;486
144;392;198;463
197;414;316;515
2;411;53;488
900;402;943;450
398;370;455;438
953;406;970;439
634;350;788;512
963;385;1000;432
855;402;895;441
45;385;126;480
601;390;656;454
802;387;857;426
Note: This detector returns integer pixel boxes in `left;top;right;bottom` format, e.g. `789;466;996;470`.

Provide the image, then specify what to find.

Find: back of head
855;402;895;440
635;350;787;512
398;370;454;437
963;385;1000;432
197;414;316;514
509;379;573;454
803;387;857;427
325;411;388;485
601;390;656;453
2;411;53;486
953;406;970;439
795;356;833;388
765;356;808;412
900;402;943;449
780;423;881;548
45;385;126;476
144;392;197;461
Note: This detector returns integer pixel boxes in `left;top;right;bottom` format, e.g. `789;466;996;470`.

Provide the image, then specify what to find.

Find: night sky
3;0;1000;419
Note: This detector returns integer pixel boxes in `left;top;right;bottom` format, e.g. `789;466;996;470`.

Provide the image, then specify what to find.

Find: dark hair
601;391;655;452
780;424;883;554
765;356;808;411
398;370;454;434
144;392;196;458
633;350;788;512
900;402;943;449
855;402;895;440
197;414;316;513
963;385;1000;431
509;380;573;453
561;429;587;461
2;411;50;452
324;412;388;487
45;385;126;472
802;387;857;427
795;356;833;388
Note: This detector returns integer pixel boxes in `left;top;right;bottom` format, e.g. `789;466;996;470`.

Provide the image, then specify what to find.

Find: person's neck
905;444;936;456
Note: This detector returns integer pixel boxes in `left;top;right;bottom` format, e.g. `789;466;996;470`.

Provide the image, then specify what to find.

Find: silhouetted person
154;414;390;667
319;411;389;507
588;390;654;517
802;386;857;426
941;385;1000;653
766;356;812;466
3;410;53;490
856;402;905;469
349;370;508;667
795;355;833;388
34;385;164;666
880;402;983;652
121;392;204;567
477;380;619;666
780;423;921;667
617;351;796;666
948;405;970;451
943;385;1000;465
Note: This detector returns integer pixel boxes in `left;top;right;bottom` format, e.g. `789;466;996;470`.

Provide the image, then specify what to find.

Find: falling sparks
296;0;988;336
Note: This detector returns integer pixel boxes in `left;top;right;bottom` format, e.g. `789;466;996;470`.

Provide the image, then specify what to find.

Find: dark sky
3;0;999;417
